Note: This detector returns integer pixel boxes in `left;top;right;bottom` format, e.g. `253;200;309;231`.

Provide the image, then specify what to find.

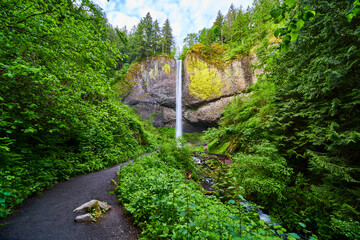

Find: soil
0;161;140;240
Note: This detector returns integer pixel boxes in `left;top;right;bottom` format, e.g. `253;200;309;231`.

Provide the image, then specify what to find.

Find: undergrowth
116;140;292;239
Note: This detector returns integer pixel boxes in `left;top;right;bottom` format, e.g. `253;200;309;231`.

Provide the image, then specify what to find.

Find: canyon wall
120;54;260;131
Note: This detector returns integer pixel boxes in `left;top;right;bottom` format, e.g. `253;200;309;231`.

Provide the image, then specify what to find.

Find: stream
192;152;273;225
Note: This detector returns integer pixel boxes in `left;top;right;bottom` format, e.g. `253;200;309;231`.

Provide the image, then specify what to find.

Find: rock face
121;54;259;131
182;53;259;131
122;56;177;127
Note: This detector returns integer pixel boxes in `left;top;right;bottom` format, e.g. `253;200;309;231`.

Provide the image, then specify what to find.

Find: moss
149;69;155;80
125;62;142;82
149;65;159;80
225;70;231;77
162;64;171;74
187;56;223;100
188;43;229;69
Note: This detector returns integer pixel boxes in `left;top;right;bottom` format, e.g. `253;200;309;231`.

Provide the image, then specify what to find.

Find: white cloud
108;11;140;29
92;0;253;49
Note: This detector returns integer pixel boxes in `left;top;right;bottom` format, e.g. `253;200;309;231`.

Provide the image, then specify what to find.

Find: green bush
116;144;285;239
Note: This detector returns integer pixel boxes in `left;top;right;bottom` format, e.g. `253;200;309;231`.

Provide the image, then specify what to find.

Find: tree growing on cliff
153;20;162;54
161;18;174;54
214;10;224;44
224;4;237;44
142;12;154;57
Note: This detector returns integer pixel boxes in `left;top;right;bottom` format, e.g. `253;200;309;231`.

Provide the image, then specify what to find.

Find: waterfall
175;60;182;138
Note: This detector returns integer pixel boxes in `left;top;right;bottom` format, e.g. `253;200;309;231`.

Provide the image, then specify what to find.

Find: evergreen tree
153;19;161;54
142;12;154;57
233;7;248;44
161;18;174;54
213;10;224;43
224;4;237;44
133;20;146;60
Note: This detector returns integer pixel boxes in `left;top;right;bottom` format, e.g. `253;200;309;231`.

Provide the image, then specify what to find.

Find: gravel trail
0;161;139;240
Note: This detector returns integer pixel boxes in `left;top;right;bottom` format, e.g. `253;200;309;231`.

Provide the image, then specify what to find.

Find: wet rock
74;213;95;222
202;177;215;192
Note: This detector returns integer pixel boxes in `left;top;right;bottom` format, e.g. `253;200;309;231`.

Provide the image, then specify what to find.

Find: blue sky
92;0;253;50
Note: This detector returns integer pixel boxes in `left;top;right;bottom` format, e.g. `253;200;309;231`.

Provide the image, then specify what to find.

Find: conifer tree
214;10;224;43
224;4;237;44
142;12;153;57
153;20;161;54
161;18;174;54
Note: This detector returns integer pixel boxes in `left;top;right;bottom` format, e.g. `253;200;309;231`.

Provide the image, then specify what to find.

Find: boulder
74;213;95;222
73;200;111;213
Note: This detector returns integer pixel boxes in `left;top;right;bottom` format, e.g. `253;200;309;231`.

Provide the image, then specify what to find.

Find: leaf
288;232;300;238
290;32;298;41
299;222;306;228
179;211;187;217
190;203;197;208
285;0;297;7
296;19;305;29
149;215;158;219
283;35;291;43
228;199;236;205
238;194;246;201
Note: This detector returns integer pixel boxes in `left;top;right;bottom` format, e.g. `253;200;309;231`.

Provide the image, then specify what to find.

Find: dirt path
0;161;140;240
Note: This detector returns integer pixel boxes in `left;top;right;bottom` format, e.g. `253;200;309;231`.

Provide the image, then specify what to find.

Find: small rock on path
0;161;139;240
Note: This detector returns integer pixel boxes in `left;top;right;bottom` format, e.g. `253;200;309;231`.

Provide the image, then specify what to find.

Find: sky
92;0;253;50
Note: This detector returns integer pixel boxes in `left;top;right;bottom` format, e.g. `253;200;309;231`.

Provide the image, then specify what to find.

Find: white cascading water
175;60;183;138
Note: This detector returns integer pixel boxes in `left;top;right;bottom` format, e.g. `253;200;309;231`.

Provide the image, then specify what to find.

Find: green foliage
0;0;157;218
347;0;360;21
205;0;360;238
271;0;316;51
116;145;283;239
157;140;194;174
230;141;293;206
183;0;283;65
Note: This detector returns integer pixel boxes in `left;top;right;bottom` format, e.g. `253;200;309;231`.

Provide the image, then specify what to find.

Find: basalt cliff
119;53;261;132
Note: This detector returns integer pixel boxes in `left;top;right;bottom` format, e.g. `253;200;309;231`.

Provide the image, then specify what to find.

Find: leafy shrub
157;140;194;173
230;141;293;205
116;151;284;239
